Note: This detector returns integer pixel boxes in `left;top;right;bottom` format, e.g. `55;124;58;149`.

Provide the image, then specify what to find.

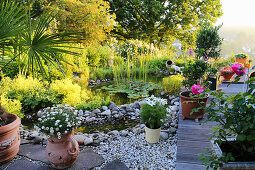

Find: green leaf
236;134;246;141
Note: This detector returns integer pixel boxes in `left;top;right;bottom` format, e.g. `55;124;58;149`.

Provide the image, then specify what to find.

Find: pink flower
191;84;204;95
231;63;246;76
189;48;194;56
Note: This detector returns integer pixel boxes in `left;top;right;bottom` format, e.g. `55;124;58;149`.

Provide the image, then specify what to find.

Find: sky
216;0;255;26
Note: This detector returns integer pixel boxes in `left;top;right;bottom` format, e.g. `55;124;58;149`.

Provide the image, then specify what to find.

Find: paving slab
4;158;50;170
18;144;104;169
103;159;129;170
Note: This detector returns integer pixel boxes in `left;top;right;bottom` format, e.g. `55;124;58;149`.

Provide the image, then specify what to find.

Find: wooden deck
176;83;245;170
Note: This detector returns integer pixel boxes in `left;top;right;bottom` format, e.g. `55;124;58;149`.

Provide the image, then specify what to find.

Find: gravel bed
93;131;177;169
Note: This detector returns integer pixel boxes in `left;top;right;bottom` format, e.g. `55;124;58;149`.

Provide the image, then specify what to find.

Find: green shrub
162;74;184;96
76;95;110;111
2;62;19;78
234;53;248;59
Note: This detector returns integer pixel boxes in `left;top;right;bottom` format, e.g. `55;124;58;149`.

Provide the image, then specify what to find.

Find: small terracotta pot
46;131;79;169
235;58;247;65
222;72;235;81
0;113;21;165
180;91;209;122
145;126;161;143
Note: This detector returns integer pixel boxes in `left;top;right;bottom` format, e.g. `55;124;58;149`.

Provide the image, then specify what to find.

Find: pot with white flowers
140;96;172;144
35;105;83;169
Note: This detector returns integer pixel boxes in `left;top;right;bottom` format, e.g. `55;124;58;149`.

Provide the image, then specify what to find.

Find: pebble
84;137;93;145
92;109;101;114
160;132;169;140
74;135;86;145
100;110;111;116
102;106;108;111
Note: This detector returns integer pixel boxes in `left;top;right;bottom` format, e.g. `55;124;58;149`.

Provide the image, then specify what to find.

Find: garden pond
22;75;168;133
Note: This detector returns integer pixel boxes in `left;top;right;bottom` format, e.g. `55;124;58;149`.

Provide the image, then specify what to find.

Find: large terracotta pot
222;72;235;81
0;113;21;165
46;131;79;169
235;58;247;65
145;126;161;144
180;91;209;122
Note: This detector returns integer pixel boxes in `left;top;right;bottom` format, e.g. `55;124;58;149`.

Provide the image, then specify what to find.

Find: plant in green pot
35;105;83;169
234;53;248;65
199;64;255;170
140;96;172;143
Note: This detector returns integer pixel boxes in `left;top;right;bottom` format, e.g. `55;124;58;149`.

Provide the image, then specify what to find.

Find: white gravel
93;131;177;169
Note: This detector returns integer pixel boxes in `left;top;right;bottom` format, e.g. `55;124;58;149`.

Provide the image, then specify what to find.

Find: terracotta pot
46;131;79;169
180;91;209;122
0;113;21;165
145;126;161;144
235;58;247;65
222;72;235;81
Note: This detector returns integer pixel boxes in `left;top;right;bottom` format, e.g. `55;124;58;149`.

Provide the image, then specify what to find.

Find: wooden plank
176;153;203;164
176;162;206;170
177;146;208;155
177;140;210;148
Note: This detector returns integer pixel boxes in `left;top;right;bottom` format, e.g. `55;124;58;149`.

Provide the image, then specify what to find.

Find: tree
47;0;116;45
106;0;223;47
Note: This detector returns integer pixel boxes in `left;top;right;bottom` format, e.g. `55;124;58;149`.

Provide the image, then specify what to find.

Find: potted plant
180;59;210;122
207;67;220;90
199;64;255;169
234;53;248;65
219;66;235;81
0;104;21;165
35;105;83;169
140;95;172;143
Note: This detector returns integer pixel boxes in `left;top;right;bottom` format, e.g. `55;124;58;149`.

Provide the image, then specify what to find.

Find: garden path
175;83;245;170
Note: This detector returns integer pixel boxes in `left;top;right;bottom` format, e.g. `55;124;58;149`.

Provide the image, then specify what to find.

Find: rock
100;110;111;116
131;116;136;120
30;131;39;138
134;109;140;114
108;102;117;110
169;127;177;134
91;139;100;146
85;110;92;115
113;114;120;119
78;110;84;116
174;102;179;106
132;101;140;109
108;130;119;136
127;112;135;116
112;107;119;112
103;159;129;170
120;130;128;137
86;117;96;122
96;79;100;84
32;136;43;144
102;106;108;111
119;109;127;114
161;91;165;96
74;135;86;145
84;137;93;145
133;128;142;134
160;132;169;140
112;111;118;114
126;106;134;112
171;97;179;105
92;109;101;114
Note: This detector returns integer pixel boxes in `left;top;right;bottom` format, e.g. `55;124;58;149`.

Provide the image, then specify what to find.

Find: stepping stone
18;144;49;163
18;144;104;169
5;158;50;170
20;139;31;145
103;159;129;170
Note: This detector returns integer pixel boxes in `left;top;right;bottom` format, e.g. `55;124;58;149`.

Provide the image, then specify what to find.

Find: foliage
1;62;19;78
234;53;248;59
90;68;113;81
182;59;210;89
50;78;90;106
76;95;111;112
102;81;161;99
86;46;112;68
0;94;23;118
107;0;222;46
195;23;222;59
35;105;83;138
140;96;172;129
162;74;184;96
200;65;255;169
148;57;169;73
49;0;115;45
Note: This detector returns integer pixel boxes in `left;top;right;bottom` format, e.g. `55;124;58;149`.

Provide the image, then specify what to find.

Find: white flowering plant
140;95;174;129
35;105;83;139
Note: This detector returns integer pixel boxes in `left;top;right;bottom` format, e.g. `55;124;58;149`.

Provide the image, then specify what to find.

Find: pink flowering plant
199;64;255;169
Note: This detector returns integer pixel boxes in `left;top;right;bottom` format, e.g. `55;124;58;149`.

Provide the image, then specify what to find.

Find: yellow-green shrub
50;78;90;106
0;93;23;118
162;74;184;96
